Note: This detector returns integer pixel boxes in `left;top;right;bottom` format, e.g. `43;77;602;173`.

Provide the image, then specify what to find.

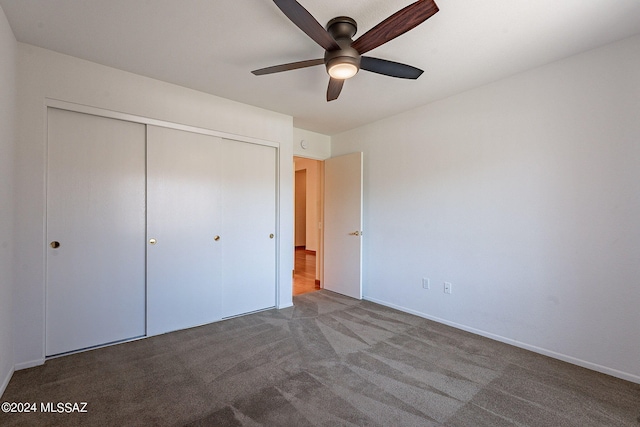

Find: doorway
293;157;323;296
292;152;363;299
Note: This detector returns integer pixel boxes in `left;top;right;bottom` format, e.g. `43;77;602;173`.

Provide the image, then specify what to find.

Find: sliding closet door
46;108;146;356
221;139;277;318
146;126;223;336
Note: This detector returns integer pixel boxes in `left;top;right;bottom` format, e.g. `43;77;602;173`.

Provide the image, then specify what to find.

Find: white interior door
46;108;146;356
324;152;363;299
220;139;277;317
146;126;223;335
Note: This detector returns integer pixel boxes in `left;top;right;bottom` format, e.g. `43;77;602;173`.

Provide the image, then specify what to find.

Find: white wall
0;5;16;397
293;128;331;160
14;44;294;369
332;35;640;383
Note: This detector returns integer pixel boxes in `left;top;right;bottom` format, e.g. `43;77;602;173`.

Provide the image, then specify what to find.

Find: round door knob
269;234;275;239
50;241;60;249
149;238;157;245
214;235;221;241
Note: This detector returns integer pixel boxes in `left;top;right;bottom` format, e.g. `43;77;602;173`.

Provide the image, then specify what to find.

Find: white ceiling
2;0;640;135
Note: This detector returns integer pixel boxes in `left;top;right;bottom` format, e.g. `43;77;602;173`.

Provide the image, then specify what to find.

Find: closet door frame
44;98;282;352
45;100;280;149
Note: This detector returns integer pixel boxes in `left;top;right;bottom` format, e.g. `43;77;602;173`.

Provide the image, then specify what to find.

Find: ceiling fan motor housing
326;16;357;39
325;17;361;77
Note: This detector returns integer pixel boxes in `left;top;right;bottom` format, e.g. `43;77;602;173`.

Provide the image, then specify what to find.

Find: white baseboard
14;358;45;371
364;296;640;385
277;302;294;310
1;366;14;398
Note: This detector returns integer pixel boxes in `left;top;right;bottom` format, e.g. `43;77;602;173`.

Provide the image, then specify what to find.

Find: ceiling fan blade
351;0;439;55
360;56;424;79
327;78;344;101
273;0;340;51
252;58;324;76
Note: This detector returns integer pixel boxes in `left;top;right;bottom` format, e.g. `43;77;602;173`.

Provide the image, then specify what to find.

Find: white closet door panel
46;108;146;356
221;140;277;318
146;126;222;336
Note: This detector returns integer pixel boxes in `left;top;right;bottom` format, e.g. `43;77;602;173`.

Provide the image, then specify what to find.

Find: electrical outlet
422;278;430;289
444;282;452;294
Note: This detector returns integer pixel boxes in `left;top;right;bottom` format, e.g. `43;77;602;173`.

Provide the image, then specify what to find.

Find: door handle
348;231;362;236
50;241;61;249
149;238;157;245
214;235;221;241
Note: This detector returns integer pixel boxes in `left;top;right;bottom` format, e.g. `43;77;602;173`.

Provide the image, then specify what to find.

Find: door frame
293;152;363;299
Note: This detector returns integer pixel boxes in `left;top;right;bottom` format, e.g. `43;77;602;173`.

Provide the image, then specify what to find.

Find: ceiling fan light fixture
326;56;360;80
328;62;358;79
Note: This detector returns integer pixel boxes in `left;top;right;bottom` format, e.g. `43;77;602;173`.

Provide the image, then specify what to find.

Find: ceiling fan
252;0;439;101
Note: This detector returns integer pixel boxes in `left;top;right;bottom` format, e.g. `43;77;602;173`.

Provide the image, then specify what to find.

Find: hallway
292;248;319;296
